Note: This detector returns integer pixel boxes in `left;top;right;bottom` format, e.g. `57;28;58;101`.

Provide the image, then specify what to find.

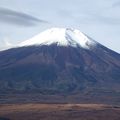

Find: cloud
112;1;120;7
0;37;13;51
3;37;12;47
0;7;48;27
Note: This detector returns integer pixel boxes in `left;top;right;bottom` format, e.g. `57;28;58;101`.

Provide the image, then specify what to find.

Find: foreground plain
0;104;120;120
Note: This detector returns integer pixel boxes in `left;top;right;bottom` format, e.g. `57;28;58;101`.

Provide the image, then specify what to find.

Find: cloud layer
0;7;48;26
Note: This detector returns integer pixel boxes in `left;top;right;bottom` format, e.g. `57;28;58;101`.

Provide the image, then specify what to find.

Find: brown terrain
0;104;120;120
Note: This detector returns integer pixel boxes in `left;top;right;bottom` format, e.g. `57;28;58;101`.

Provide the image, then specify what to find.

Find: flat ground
0;104;120;120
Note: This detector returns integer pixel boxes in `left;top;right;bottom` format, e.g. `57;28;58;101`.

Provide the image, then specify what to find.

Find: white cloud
0;37;14;51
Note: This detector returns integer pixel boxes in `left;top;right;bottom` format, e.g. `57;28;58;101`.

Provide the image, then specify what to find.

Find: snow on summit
20;28;96;49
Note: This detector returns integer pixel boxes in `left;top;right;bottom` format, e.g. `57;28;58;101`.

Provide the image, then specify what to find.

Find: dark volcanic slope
0;44;120;97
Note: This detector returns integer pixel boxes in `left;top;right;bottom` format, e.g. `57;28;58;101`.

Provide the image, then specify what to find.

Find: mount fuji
19;28;96;49
0;28;120;104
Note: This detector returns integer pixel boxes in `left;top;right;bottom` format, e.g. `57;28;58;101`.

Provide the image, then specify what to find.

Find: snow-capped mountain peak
19;28;96;49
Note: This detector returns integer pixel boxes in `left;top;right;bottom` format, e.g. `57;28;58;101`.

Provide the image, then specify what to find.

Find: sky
0;0;120;53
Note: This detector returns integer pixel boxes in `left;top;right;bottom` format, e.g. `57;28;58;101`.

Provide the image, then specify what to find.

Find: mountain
0;28;120;104
19;28;96;49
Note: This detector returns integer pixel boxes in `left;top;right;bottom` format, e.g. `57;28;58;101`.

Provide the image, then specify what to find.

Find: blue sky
0;0;120;53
